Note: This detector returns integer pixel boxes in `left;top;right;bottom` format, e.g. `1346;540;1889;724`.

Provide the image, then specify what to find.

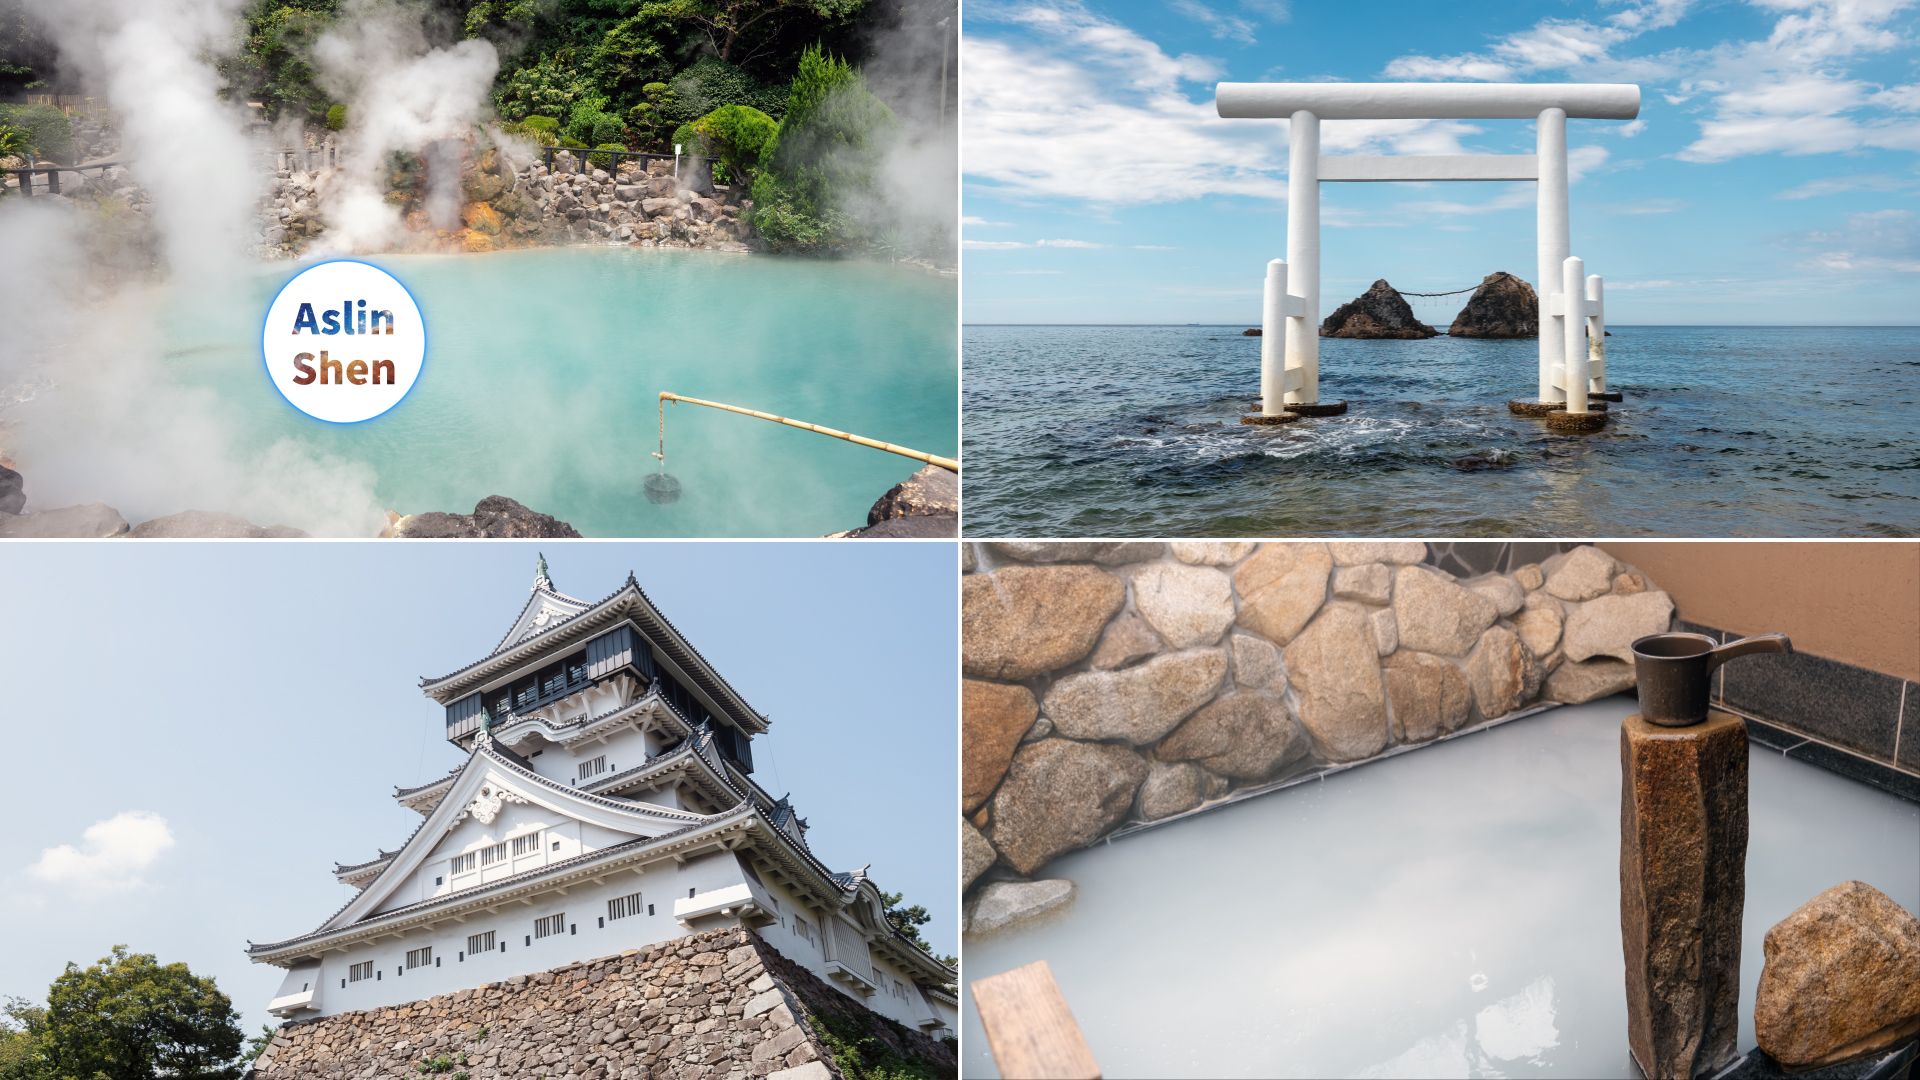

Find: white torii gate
1215;82;1641;431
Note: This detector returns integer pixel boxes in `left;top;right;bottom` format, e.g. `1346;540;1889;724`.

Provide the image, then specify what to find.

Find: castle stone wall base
250;927;956;1080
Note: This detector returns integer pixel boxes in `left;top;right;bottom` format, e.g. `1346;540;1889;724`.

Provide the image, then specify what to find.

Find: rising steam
310;0;500;253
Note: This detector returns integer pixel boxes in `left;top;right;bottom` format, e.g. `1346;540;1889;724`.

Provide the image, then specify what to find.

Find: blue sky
962;0;1920;323
0;542;957;1035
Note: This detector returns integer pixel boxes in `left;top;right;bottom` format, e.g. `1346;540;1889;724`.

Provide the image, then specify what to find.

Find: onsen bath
5;246;955;537
960;697;1920;1079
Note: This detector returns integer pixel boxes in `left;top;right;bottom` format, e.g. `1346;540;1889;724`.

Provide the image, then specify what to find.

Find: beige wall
1600;542;1919;682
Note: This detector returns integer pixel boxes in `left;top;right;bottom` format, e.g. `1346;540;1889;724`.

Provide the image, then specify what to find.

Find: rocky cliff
258;143;753;259
250;927;956;1080
1320;280;1437;339
1447;272;1538;338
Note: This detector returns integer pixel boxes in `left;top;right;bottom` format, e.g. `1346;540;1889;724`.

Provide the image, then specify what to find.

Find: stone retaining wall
962;542;1674;895
250;927;956;1080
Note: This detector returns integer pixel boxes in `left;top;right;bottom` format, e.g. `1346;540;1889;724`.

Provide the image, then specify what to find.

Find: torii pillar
1215;82;1640;422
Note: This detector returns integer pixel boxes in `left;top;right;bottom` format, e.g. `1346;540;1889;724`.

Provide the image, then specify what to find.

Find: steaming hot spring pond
961;698;1920;1079
159;247;955;536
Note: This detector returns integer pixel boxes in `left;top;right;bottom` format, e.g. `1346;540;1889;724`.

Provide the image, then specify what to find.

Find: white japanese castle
247;559;958;1036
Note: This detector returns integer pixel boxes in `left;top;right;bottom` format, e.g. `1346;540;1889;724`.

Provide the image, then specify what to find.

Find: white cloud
1169;0;1255;43
28;812;174;891
1674;0;1920;162
1382;0;1695;83
964;0;1477;206
1382;55;1516;80
1874;84;1920;110
964;236;1108;249
1798;207;1920;272
1614;119;1648;137
1777;172;1917;198
961;215;1011;226
1381;0;1920;166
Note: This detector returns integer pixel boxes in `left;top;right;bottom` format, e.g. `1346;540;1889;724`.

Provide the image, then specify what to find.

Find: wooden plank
970;961;1101;1080
1319;153;1538;182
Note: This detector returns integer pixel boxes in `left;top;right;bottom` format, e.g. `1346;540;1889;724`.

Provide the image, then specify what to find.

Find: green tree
879;891;955;970
0;104;72;162
241;1024;277;1065
676;103;776;182
0;997;51;1080
653;0;864;67
225;1;339;121
748;44;894;253
41;946;244;1080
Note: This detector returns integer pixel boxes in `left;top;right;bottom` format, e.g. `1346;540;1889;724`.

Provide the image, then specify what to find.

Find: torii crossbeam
1215;82;1642;431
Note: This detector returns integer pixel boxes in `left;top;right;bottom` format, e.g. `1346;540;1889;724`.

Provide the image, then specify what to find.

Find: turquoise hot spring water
149;247;955;536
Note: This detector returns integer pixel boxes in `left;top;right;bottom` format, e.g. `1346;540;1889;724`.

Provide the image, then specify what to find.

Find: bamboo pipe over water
655;391;960;473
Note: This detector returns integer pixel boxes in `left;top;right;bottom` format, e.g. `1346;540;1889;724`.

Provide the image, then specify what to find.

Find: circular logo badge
261;260;425;424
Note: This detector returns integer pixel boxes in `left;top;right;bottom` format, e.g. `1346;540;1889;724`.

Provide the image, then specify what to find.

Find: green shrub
324;103;347;131
0;123;24;157
0;104;73;162
670;121;699;156
588;141;626;169
749;169;843;253
745;45;895;253
667;57;789;125
505;114;559;147
678;104;776;186
589;113;624;148
494;53;584;124
563;96;610;145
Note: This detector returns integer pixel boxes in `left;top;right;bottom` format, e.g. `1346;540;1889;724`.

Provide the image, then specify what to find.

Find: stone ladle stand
1620;630;1792;1079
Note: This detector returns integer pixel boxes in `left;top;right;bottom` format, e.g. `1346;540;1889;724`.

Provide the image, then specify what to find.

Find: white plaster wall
746;873;945;1032
520;725;656;787
299;849;752;1018
372;803;591;915
288;849;947;1033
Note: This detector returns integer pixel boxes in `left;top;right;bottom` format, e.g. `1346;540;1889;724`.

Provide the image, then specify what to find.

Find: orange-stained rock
1620;710;1748;1080
1755;880;1920;1070
962;680;1038;813
462;201;503;234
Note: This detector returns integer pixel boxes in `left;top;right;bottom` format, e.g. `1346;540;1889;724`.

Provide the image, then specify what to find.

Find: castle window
467;931;496;954
450;852;477;875
478;841;509;867
348;961;373;983
534;913;566;940
792;917;813;946
578;755;607;781
511;833;540;857
607;890;644;921
405;947;432;970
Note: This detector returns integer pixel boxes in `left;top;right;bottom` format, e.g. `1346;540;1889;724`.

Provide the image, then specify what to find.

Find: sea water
961;325;1919;537
960;699;1920;1079
156;248;956;536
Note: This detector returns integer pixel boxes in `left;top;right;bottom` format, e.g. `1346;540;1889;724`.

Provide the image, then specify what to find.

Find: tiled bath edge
1686;621;1920;804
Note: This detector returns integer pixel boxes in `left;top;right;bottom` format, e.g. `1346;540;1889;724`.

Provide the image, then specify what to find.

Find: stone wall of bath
961;542;1675;894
